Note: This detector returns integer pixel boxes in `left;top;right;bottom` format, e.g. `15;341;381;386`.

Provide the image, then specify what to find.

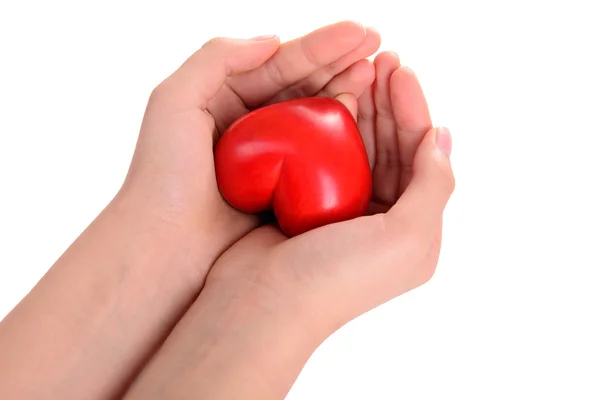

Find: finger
150;36;280;112
390;66;432;193
334;93;359;120
229;21;367;108
372;52;402;205
268;27;381;103
318;59;375;101
325;59;376;120
389;127;454;229
357;83;376;168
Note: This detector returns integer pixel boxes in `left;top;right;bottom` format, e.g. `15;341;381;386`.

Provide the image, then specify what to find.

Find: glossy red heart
214;97;372;237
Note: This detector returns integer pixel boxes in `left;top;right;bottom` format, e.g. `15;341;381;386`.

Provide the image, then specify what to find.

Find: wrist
107;191;224;280
203;291;321;399
127;273;327;400
0;191;215;399
111;186;259;275
198;279;326;397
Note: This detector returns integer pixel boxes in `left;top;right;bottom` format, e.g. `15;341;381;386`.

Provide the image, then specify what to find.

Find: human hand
0;22;381;400
121;53;455;399
122;20;381;272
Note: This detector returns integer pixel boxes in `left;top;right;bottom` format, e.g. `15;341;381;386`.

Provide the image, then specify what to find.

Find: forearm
124;277;324;400
0;195;210;400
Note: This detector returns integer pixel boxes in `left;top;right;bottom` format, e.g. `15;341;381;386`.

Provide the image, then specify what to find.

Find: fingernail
249;34;277;41
436;127;452;157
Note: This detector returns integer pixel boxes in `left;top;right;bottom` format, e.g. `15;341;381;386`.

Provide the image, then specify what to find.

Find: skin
0;21;454;400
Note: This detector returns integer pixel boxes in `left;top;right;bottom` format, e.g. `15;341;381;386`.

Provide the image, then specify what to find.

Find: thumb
390;127;455;225
151;35;280;111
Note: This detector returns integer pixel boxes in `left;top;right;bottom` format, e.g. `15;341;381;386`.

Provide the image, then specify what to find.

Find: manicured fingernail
249;34;277;41
436;127;452;157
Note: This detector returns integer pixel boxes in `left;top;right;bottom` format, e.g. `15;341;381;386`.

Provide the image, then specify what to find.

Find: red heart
215;97;372;237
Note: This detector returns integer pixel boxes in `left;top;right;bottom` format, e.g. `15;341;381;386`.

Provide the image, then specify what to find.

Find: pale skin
0;21;455;400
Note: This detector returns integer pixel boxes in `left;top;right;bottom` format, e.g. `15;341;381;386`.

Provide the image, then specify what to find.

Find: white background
1;1;599;399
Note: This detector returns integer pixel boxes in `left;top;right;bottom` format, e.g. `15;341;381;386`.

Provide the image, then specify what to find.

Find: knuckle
299;36;322;68
375;148;402;169
266;58;287;88
321;62;338;82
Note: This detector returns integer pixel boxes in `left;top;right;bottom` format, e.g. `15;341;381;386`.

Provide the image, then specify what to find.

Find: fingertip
335;93;359;120
365;59;377;83
364;26;381;41
400;65;415;75
321;20;366;41
390;66;431;126
300;21;367;69
390;65;423;93
343;20;367;36
374;51;400;68
357;27;382;63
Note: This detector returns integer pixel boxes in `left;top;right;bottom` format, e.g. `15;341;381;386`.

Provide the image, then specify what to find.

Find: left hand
0;22;381;400
122;21;381;273
123;52;456;400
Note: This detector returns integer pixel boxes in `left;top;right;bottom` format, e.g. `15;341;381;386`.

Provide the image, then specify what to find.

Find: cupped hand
122;52;455;400
120;21;380;271
212;52;455;334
